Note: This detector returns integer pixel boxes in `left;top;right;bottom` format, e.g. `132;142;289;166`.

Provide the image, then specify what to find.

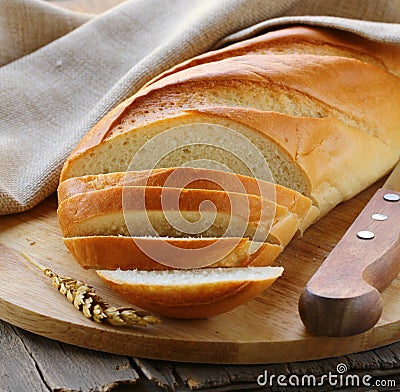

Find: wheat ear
21;253;161;327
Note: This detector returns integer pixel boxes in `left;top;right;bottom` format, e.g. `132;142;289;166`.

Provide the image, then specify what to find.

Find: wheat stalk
21;253;161;327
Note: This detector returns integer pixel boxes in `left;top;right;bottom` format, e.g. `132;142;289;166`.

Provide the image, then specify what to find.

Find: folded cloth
0;0;400;215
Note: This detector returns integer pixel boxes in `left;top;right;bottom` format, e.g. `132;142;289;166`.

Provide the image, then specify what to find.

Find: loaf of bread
59;53;400;215
64;236;283;270
96;266;284;318
58;26;400;319
148;25;400;84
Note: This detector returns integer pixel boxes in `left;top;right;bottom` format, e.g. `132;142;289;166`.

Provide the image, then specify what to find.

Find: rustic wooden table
1;1;399;391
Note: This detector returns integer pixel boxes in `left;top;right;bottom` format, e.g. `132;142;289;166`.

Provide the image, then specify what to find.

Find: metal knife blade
299;160;400;337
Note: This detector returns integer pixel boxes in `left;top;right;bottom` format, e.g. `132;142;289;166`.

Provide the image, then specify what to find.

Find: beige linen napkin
1;0;400;215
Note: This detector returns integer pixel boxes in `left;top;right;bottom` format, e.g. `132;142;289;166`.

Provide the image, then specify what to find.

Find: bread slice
57;186;299;246
59;54;400;216
148;26;400;84
58;167;319;231
64;236;283;270
96;266;284;318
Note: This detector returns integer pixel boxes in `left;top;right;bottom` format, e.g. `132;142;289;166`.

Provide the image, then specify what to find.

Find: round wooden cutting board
0;181;399;364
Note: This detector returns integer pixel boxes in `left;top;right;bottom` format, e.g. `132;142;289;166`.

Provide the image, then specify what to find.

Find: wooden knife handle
299;188;400;336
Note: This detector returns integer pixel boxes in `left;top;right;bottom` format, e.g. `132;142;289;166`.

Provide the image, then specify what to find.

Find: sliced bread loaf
96;266;284;318
58;167;318;231
57;186;299;246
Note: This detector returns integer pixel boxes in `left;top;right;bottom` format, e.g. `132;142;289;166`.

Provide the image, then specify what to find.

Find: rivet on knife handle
299;188;400;337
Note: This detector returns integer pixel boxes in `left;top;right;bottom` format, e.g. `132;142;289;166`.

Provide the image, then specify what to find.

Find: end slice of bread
58;167;319;232
97;266;284;318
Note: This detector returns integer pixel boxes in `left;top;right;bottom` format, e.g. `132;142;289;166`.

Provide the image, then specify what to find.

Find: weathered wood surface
1;315;399;392
12;325;139;391
133;358;177;390
0;321;49;392
0;319;139;392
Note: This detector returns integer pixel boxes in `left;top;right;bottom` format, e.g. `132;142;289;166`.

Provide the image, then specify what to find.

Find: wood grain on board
0;180;400;364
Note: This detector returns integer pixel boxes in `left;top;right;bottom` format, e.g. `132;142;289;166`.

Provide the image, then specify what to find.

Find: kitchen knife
299;160;400;336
